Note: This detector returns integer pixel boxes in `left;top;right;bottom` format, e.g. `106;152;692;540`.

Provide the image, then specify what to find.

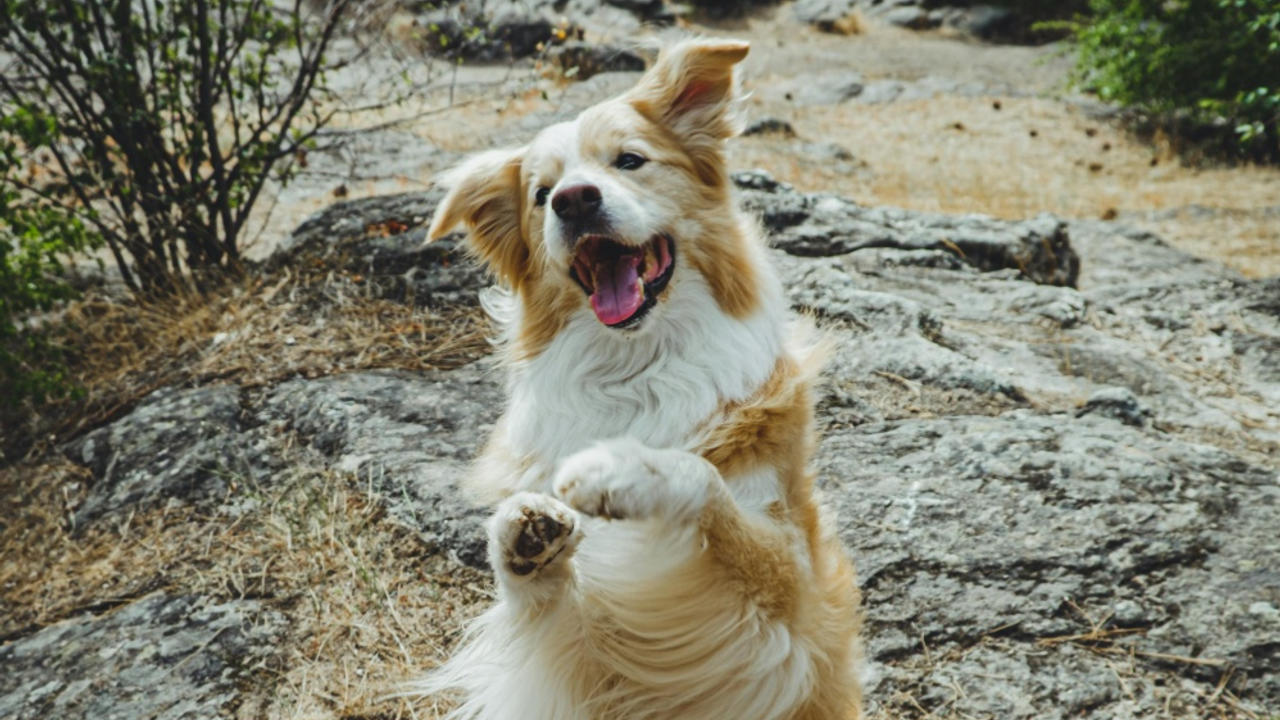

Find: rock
775;71;865;106
281;190;489;307
855;80;906;105
549;42;646;80
287;190;443;251
956;4;1017;39
881;5;934;29
820;411;1280;716
734;172;1080;286
62;385;280;529
415;5;567;61
798;141;856;162
1078;386;1152;427
742;117;797;137
0;594;283;720
404;0;678;60
258;366;504;568
793;0;860;32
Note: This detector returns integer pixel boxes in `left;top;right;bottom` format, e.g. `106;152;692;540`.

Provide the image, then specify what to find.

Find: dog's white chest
502;277;782;472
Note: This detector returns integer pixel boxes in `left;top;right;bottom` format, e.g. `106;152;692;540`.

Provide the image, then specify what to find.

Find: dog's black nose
552;183;601;221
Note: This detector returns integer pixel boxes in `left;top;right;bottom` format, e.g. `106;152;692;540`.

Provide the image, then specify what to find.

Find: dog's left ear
427;147;530;289
628;39;750;143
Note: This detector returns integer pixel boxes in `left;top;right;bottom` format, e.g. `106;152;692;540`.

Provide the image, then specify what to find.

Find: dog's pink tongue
590;255;644;325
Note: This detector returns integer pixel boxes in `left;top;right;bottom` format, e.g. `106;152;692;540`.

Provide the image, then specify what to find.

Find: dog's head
428;39;761;344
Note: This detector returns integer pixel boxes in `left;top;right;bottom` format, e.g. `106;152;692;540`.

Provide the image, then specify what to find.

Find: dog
413;38;864;720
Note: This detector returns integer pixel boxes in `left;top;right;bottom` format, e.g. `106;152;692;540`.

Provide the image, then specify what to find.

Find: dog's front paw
553;439;716;522
489;492;581;579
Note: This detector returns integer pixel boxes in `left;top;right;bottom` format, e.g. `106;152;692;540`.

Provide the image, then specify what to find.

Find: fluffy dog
414;38;863;720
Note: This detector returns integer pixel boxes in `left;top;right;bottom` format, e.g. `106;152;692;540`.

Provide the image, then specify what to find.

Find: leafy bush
0;0;351;295
0;0;349;408
1;109;98;407
1069;0;1280;157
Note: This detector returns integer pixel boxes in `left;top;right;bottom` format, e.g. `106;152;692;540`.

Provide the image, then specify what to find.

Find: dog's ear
427;147;530;288
629;39;750;142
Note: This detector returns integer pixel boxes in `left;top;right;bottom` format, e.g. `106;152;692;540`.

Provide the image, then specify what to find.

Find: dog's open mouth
569;234;675;328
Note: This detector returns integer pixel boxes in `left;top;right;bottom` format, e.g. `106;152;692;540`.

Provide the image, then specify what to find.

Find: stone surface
794;0;1054;42
734;171;1080;286
258;366;504;568
882;5;934;29
774;71;865;106
0;594;283;720
743;117;798;137
405;0;669;60
62;385;280;529
282;190;489;307
793;0;860;32
822;410;1280;715
549;41;647;80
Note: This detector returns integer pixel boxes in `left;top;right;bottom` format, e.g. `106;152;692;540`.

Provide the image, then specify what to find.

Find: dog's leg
488;491;583;607
553;438;803;617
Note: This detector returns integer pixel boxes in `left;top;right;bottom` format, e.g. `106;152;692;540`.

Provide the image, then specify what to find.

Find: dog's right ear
427;147;530;288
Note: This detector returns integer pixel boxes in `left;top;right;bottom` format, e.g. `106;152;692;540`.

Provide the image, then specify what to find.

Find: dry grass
731;94;1280;278
4;453;1262;720
3;264;491;463
0;453;487;719
871;632;1263;720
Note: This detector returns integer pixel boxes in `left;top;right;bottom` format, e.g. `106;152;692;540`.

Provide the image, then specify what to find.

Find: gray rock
775;71;865;106
956;4;1016;39
742;117;797;137
286;189;443;251
63;385;280;529
258;367;504;568
881;5;934;29
0;594;283;720
549;42;647;81
734;172;1079;286
282;190;489;307
415;5;564;61
821;411;1280;715
407;0;671;60
793;0;860;32
1078;386;1152;427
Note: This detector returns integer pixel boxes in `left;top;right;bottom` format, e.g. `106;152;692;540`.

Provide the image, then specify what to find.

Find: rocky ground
3;2;1279;719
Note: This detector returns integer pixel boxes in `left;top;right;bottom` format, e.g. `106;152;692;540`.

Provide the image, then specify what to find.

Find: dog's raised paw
490;492;580;578
553;439;713;522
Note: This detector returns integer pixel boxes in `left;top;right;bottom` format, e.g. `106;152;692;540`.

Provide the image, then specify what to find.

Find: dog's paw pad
492;493;579;578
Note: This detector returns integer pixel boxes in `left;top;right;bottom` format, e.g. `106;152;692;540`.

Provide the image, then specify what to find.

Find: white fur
417;452;819;720
553;437;719;521
496;270;785;493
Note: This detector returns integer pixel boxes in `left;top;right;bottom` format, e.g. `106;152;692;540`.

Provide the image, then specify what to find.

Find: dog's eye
614;153;647;171
534;186;550;206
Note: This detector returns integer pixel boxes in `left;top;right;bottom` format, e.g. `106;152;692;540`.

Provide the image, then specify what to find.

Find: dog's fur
413;39;863;720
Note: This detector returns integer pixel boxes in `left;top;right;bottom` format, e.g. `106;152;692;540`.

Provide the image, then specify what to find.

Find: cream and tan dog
414;38;863;720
